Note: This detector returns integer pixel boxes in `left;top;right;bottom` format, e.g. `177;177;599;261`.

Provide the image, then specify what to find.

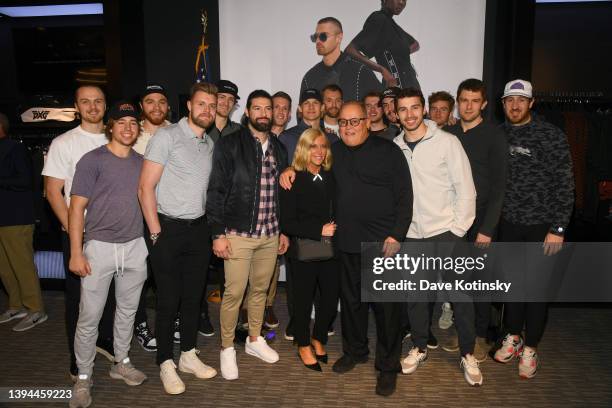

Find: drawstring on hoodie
113;243;125;277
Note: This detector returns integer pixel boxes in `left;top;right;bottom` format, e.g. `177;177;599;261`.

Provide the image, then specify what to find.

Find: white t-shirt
324;121;339;136
133;120;170;155
42;125;107;206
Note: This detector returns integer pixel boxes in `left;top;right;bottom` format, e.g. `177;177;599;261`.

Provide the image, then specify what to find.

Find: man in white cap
494;79;574;379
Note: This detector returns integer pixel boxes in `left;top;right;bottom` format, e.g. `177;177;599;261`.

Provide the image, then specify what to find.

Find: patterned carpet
1;288;611;408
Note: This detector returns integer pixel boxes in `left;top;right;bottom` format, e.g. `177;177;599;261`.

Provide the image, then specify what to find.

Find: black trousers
290;257;339;347
62;232;115;371
149;215;210;365
498;219;549;347
406;231;466;351
339;252;402;373
466;212;494;338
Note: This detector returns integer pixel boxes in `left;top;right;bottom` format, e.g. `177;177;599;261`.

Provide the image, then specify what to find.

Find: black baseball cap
216;80;240;100
142;84;167;100
382;86;401;99
108;101;138;120
299;88;322;104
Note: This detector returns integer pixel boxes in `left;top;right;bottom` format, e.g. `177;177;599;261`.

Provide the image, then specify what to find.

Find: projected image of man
300;17;382;102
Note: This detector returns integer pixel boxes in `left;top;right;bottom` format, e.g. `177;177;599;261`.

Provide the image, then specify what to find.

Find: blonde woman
280;128;339;372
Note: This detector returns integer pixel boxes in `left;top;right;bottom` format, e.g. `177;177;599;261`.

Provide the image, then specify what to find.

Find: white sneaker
69;375;92;408
518;346;538;379
494;334;523;363
461;354;483;386
220;347;239;380
159;360;185;395
179;348;217;379
401;347;427;374
245;336;279;363
438;302;454;330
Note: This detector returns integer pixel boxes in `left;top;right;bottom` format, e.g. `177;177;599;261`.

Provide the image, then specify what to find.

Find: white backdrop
219;0;487;125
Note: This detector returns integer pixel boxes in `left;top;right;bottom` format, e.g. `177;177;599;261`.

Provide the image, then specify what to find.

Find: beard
144;111;166;126
250;116;271;132
326;107;340;118
191;112;214;129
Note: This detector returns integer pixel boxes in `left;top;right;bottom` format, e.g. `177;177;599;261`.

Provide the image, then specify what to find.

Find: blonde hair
292;128;333;171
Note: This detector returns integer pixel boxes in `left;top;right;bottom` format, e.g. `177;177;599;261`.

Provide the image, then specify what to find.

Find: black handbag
294;236;334;262
293;196;334;262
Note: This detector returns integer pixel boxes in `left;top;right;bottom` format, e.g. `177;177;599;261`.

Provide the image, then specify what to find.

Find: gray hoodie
394;120;476;239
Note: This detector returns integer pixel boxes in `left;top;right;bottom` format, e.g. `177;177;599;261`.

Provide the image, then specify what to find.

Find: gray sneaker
438;302;454;330
69;376;92;408
12;311;47;332
109;357;147;386
0;308;27;324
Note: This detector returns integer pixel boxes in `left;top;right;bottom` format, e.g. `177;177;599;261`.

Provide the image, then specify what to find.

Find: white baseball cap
502;79;533;99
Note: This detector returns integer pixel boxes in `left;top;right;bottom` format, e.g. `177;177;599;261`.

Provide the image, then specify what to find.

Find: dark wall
532;2;612;97
482;0;535;122
142;0;220;117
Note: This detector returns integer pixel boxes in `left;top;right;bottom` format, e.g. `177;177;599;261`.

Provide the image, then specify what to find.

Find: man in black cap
209;80;241;143
279;88;339;163
68;101;148;408
381;87;402;136
133;84;171;155
133;84;171;353
200;80;241;335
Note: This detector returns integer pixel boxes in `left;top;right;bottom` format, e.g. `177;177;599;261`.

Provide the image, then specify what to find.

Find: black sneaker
376;372;397;397
332;354;368;374
198;314;215;337
135;322;157;352
427;330;439;349
264;306;279;329
96;338;115;362
173;317;180;344
70;361;78;383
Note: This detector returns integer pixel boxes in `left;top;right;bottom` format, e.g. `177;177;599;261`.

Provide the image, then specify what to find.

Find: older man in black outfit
281;101;413;396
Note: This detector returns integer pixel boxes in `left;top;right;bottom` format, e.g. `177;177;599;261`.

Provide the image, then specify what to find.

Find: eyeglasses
310;32;334;43
338;118;367;127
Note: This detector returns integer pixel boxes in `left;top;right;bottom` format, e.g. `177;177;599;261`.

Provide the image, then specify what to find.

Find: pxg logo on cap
502;79;533;99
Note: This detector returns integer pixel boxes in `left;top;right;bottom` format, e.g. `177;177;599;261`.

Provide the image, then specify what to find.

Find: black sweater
445;121;508;236
332;136;413;253
280;170;335;252
0;138;35;227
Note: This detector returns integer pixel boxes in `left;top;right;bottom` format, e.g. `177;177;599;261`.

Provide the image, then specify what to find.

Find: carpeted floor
1;288;611;408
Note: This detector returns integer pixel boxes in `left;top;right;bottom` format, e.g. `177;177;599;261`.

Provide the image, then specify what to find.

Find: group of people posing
26;68;574;408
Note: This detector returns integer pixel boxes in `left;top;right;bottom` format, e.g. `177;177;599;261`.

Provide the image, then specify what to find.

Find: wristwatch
549;226;565;237
150;231;161;243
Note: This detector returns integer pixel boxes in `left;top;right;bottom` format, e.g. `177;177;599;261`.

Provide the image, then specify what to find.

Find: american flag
195;10;210;83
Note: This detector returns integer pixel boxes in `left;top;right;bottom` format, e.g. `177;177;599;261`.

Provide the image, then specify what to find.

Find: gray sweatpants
75;237;148;377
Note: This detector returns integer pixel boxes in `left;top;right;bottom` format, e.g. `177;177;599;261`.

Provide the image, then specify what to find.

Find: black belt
158;213;206;226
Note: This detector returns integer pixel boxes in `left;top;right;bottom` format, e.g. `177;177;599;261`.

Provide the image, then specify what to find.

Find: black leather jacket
206;126;289;236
